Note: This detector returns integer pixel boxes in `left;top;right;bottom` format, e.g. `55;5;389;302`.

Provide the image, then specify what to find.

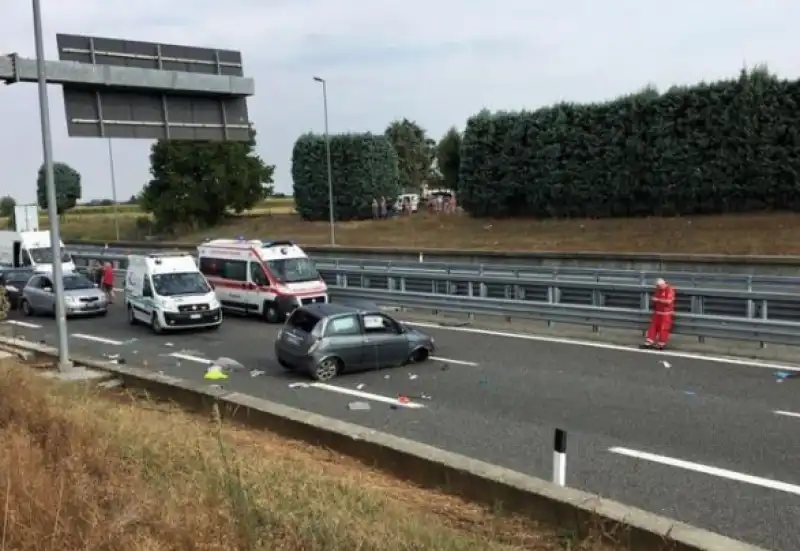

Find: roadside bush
292;133;401;221
458;68;800;218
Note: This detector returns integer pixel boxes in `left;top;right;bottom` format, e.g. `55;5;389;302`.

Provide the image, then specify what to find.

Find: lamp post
313;76;335;245
32;0;70;370
107;139;120;240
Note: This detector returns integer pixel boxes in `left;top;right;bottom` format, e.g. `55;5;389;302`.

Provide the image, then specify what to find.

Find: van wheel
150;313;164;334
127;305;137;325
263;301;283;323
20;299;34;316
310;357;341;381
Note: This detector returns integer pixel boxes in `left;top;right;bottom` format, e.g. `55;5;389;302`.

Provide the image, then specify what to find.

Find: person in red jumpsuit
642;278;675;350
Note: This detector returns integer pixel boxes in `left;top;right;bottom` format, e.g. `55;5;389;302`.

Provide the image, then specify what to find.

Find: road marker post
552;428;567;487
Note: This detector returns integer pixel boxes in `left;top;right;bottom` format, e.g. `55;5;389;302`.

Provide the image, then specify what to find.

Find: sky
1;0;798;203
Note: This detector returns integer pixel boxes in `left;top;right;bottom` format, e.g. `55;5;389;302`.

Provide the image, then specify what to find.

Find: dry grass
0;364;620;551
49;210;800;255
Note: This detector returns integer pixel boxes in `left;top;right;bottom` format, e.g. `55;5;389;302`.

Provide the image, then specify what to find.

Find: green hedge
458;69;800;218
292;133;400;221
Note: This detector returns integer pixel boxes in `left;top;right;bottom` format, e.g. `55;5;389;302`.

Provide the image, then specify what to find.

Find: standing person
642;278;675;350
371;197;379;219
102;261;115;304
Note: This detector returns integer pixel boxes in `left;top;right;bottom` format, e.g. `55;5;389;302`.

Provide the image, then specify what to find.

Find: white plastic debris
214;356;245;372
289;382;310;389
356;383;365;390
164;342;174;347
661;361;671;369
348;401;371;411
409;374;418;380
250;369;265;377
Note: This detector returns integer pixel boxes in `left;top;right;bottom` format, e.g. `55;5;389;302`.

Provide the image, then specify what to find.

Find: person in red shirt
102;261;115;303
642;278;675;350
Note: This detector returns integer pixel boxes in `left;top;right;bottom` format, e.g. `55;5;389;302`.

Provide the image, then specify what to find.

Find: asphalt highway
4;305;799;551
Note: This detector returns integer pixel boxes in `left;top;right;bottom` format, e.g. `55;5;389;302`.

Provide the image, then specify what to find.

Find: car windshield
266;257;320;283
62;274;95;290
28;247;72;264
152;272;210;296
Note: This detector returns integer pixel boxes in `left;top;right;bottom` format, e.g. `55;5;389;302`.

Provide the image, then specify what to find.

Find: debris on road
98;378;123;389
397;394;410;404
214;357;246;372
439;320;470;328
347;401;371;411
249;369;265;377
289;382;309;389
164;342;174;347
775;371;795;383
661;360;671;369
384;374;390;379
203;365;228;380
356;383;365;390
683;390;696;396
408;374;418;380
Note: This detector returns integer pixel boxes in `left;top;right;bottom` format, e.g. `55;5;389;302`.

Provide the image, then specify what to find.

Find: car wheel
278;357;294;371
150;313;163;334
410;347;429;363
20;299;33;316
127;305;137;325
262;301;283;323
310;357;340;381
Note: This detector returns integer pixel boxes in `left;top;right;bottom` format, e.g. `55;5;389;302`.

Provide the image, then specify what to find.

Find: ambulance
197;238;328;322
124;253;222;333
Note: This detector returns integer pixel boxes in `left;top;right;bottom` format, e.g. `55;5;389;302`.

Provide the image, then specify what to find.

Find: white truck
0;230;75;273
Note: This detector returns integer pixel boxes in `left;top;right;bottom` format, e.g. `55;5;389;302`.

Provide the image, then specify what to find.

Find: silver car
20;272;109;317
275;303;435;381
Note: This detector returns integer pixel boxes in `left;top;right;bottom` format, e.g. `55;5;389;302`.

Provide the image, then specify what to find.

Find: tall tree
0;196;15;218
384;119;435;193
140;130;275;232
36;162;82;215
436;127;461;192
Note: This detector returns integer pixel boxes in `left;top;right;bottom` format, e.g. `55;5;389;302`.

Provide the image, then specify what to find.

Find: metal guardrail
69;250;800;292
73;252;800;346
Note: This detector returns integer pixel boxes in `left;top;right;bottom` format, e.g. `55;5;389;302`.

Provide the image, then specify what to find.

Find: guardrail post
639;272;648;311
388;276;395;292
479;265;487;298
399;275;406;293
760;299;769;349
692;294;705;344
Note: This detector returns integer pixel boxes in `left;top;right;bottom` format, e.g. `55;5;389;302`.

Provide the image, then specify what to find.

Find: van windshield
266;257;320;283
152;272;210;296
28;247;71;264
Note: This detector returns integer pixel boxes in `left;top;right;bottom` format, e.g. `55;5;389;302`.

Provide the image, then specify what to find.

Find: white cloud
1;0;798;201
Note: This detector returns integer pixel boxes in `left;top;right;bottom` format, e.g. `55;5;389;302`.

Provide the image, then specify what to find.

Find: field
34;208;800;255
0;363;619;551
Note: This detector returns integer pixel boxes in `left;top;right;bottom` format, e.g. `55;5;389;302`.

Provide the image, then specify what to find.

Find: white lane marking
609;446;800;496
169;352;213;364
406;321;800;372
774;410;800;419
299;382;425;409
72;333;125;345
430;356;478;366
4;320;42;329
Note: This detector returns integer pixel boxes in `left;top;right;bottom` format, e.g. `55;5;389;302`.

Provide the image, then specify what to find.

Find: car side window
249;262;268;286
325;315;361;337
40;277;53;290
362;314;399;335
26;276;40;288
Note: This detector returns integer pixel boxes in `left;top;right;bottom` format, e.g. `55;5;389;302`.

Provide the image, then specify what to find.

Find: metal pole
107;139;120;240
314;77;335;246
32;0;70;370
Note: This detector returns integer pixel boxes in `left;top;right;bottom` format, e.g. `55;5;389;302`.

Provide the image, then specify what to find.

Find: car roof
300;302;382;317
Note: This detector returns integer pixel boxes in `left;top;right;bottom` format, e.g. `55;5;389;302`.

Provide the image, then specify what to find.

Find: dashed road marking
293;381;426;408
609;446;800;496
430;356;478;366
774;410;800;419
4;320;42;329
72;333;125;345
168;352;213;364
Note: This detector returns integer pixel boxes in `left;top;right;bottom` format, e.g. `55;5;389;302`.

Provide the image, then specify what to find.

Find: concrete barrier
67;239;800;275
1;336;766;551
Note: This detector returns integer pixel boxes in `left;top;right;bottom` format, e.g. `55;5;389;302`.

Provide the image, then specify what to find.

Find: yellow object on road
203;365;228;380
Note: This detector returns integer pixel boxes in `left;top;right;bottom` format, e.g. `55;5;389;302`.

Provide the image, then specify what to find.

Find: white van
197;238;328;323
0;230;75;273
124;253;222;333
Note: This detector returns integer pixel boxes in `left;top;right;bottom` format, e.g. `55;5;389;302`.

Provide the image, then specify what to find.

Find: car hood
63;288;105;298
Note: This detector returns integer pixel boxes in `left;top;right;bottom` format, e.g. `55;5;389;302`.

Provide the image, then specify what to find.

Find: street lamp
107;139;120;240
32;0;71;370
313;76;335;246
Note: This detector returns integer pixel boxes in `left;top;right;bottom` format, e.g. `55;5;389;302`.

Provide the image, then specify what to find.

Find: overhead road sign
0;33;255;141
